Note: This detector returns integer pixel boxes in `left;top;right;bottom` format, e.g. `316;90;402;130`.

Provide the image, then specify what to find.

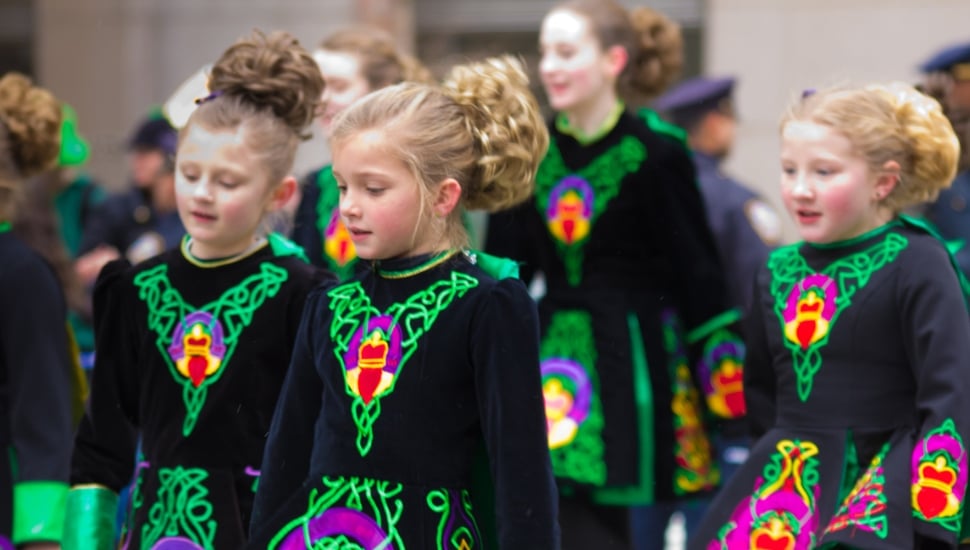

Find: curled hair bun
207;30;323;139
0;73;62;177
443;56;549;212
881;82;959;196
627;7;683;101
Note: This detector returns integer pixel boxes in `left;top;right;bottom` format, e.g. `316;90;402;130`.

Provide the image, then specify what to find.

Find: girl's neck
183;235;266;266
562;91;622;140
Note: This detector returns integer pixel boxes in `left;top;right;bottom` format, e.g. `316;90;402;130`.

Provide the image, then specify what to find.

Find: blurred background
6;0;970;241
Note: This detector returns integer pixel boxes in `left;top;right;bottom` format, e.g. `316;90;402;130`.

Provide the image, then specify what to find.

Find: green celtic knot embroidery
768;232;906;401
269;476;405;550
134;262;288;435
540;310;606;486
140;467;217;550
328;271;479;456
535;135;646;286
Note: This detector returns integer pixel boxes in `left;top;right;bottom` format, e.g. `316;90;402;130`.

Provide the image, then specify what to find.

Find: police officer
75;112;184;285
653;76;782;313
919;41;970;279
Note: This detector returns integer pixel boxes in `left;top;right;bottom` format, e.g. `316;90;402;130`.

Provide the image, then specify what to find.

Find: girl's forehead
541;9;594;43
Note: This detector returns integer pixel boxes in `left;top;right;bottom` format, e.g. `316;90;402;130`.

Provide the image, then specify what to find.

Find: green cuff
686;309;742;345
12;480;68;544
62;485;119;550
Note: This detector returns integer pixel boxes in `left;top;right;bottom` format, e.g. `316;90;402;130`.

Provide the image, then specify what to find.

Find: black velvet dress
70;235;331;549
692;219;970;549
486;110;741;506
248;250;559;549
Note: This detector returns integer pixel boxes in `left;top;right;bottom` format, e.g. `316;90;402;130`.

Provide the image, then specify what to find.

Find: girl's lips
797;210;821;223
191;211;216;222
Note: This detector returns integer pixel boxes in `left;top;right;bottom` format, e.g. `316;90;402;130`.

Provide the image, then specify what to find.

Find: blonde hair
554;0;683;104
782;82;959;211
319;26;434;90
330;55;549;248
185;30;324;185
0;72;62;221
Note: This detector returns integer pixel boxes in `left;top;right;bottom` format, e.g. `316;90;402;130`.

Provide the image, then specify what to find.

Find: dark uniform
79;116;184;264
919;41;970;279
653;76;782;313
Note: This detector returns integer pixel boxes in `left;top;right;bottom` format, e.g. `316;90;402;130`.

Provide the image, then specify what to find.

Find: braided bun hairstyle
185;29;324;183
330;55;548;248
0;72;62;221
783;82;959;211
554;0;683;105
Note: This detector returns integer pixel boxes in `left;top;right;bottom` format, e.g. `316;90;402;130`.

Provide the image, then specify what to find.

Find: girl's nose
790;175;814;199
193;179;213;200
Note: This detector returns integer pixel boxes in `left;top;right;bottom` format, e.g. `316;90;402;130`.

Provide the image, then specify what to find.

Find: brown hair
330;56;549;248
554;0;683;104
319;26;433;90
781;82;959;211
184;30;324;185
0;72;62;221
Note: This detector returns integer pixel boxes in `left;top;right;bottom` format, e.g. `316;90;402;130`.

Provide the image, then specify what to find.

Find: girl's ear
267;175;298;212
433;178;463;218
874;160;900;201
605;45;629;78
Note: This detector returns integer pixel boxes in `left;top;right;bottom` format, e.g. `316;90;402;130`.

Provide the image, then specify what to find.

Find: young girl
63;30;332;549
248;56;560;549
692;83;970;548
485;0;741;547
291;26;432;278
0;72;76;550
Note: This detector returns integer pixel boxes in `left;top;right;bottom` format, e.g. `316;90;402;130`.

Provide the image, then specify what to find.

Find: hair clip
194;90;224;105
801;88;817;99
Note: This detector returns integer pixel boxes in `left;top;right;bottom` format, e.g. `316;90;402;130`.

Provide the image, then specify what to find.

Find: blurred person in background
290;25;433;279
487;1;744;547
74;111;184;287
918;41;970;279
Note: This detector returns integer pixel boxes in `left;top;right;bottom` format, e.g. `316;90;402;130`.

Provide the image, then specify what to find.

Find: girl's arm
899;239;970;543
740;266;776;439
64;259;140;549
1;254;74;547
249;286;327;538
473;278;559;549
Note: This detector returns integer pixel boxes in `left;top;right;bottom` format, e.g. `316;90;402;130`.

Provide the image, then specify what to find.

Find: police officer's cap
128;114;178;158
920;41;970;81
653;76;736;130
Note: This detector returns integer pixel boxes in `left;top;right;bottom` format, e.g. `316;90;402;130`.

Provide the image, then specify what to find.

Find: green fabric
62;486;119;550
268;232;310;263
0;221;9;233
685;308;742;345
59;105;90;167
899;214;970;304
13;480;68;544
638;108;690;150
468;250;519;280
54;174;104;257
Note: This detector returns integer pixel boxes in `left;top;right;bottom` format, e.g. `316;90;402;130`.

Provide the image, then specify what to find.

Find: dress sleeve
0;253;73;544
652;140;738;356
471;278;560;549
898;239;970;541
249;285;328;535
64;259;140;548
741;266;776;439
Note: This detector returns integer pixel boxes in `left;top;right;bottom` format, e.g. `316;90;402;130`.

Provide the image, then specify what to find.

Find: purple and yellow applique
912;418;966;532
711;439;821;550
